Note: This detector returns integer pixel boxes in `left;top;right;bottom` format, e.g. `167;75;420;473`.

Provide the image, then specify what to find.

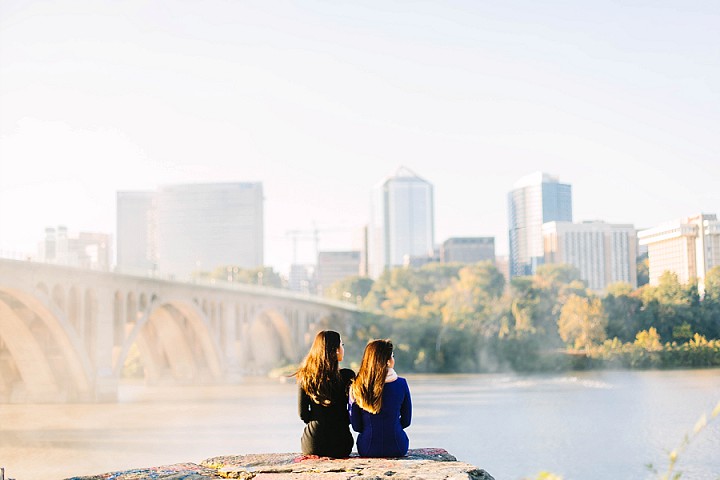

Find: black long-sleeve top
298;368;355;457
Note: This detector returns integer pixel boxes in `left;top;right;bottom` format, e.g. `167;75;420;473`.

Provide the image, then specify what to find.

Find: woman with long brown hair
350;339;412;457
296;330;355;458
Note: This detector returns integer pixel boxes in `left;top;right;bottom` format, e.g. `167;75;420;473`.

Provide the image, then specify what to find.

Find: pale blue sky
1;0;719;273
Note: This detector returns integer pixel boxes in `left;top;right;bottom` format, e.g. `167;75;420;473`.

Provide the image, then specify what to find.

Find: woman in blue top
350;339;412;457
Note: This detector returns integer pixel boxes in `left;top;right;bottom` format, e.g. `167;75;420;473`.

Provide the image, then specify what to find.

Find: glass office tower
369;167;435;278
508;172;572;277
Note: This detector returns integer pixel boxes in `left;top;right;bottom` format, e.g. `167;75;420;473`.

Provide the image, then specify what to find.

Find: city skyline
1;1;719;275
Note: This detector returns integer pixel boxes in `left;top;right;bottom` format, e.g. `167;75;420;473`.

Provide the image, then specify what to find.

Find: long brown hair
351;339;393;414
295;330;342;406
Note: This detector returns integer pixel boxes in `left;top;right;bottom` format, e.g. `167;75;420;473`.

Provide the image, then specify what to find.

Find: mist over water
1;370;719;480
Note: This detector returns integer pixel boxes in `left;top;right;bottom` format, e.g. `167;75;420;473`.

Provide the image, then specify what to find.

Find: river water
1;369;719;480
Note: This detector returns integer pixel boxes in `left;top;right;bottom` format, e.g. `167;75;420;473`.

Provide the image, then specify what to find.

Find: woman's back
351;376;412;457
296;330;354;459
299;367;355;458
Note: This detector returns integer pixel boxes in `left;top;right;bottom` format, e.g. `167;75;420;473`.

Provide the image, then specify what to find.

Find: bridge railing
0;257;360;312
0;250;35;262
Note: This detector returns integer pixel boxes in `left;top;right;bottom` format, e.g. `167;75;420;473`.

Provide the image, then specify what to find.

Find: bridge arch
36;282;49;297
247;307;295;371
52;284;65;313
0;286;93;402
115;297;223;384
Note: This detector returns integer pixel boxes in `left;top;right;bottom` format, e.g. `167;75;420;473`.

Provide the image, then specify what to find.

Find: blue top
351;377;412;457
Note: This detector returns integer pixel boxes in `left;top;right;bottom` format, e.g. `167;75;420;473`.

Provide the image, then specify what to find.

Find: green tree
636;252;649;287
558;294;607;350
509;276;537;334
701;266;720;339
603;282;643;342
363;263;462;316
324;275;374;303
634;327;662;351
498;265;586;370
509;264;584;340
359;263;464;371
431;262;507;371
672;322;694;342
435;262;505;325
639;271;699;341
535;263;584;288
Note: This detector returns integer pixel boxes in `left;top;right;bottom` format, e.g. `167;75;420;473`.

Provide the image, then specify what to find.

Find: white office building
638;213;720;291
441;237;495;264
39;226;112;271
316;251;362;295
116;191;156;275
117;184;264;279
543;221;637;290
288;264;315;293
368;167;434;278
153;183;264;279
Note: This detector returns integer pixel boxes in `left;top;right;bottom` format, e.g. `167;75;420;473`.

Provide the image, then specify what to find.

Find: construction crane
285;225;350;264
285;228;319;265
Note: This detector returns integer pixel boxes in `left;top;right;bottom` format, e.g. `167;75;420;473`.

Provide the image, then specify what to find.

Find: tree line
326;262;720;372
192;260;720;372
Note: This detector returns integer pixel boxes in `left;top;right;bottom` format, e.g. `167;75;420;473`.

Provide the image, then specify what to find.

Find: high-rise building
543;221;637;290
153;183;264;279
116;191;156;275
368;167;435;278
38;226;112;271
441;237;495;264
638;214;720;291
288;264;315;293
316;251;361;295
508;172;572;277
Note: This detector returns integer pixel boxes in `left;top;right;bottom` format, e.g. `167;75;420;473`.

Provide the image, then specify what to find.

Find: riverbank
65;448;494;480
542;337;720;371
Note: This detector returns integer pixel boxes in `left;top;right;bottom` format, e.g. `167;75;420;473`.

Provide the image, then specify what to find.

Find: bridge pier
94;297;118;401
93;368;119;402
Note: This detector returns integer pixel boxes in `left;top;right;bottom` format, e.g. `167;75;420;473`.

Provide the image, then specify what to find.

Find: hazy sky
1;0;719;274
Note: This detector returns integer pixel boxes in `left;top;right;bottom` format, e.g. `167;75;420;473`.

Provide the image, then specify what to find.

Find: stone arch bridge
0;259;359;403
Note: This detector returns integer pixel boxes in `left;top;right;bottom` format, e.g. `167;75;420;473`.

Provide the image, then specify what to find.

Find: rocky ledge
66;448;494;480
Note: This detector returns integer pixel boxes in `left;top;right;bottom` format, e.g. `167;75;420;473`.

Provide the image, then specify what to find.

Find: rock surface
66;448;494;480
